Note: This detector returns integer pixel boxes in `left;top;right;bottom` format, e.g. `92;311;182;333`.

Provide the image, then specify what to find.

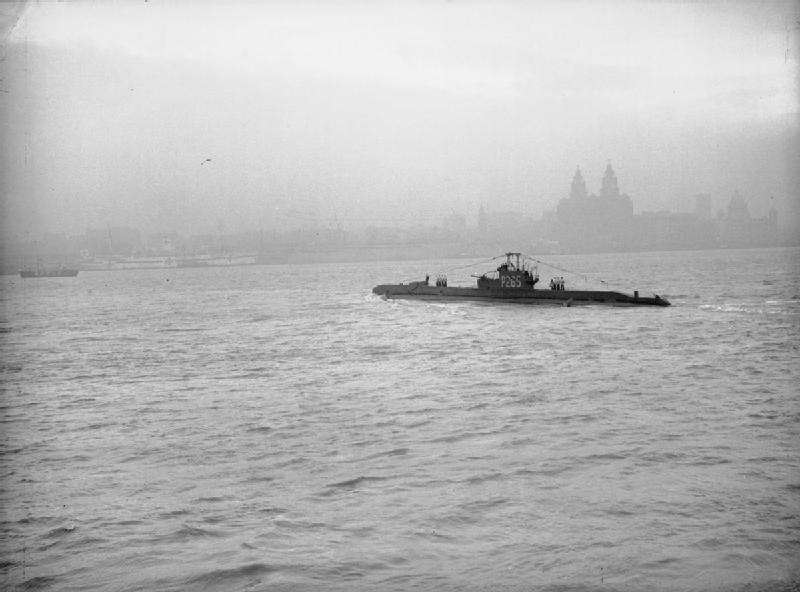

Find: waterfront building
555;163;633;252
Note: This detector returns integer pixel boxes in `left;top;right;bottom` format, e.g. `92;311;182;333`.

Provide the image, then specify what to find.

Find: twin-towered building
555;164;634;251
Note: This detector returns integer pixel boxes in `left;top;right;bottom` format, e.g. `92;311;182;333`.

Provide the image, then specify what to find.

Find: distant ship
372;252;670;307
20;263;79;278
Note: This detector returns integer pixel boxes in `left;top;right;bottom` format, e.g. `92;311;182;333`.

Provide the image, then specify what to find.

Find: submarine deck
372;284;669;306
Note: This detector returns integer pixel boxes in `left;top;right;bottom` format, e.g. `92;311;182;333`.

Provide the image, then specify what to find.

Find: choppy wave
1;248;799;591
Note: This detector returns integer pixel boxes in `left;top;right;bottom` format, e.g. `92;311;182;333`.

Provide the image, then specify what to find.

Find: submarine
372;252;670;307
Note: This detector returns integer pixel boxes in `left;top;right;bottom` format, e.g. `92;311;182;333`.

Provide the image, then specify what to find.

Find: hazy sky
1;0;798;237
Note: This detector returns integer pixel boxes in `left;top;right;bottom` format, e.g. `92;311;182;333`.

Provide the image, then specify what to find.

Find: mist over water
1;247;799;591
2;2;798;238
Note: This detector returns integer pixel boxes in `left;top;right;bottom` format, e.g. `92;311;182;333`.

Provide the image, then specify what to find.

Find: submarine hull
372;284;670;307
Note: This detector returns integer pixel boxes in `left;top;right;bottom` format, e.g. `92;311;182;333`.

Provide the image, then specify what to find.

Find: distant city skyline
2;162;792;275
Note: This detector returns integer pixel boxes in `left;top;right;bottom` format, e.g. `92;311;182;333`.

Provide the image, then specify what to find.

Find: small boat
372;252;670;307
20;263;79;278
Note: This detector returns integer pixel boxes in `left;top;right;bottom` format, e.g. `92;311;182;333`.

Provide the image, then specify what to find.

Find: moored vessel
372;252;670;307
20;263;79;278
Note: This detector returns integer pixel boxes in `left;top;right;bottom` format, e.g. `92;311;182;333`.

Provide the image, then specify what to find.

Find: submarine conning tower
480;252;539;290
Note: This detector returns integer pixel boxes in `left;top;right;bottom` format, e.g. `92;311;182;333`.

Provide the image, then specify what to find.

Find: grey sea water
1;247;798;592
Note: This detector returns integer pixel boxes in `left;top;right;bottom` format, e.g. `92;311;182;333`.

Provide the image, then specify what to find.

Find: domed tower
727;190;750;221
600;162;621;200
569;167;587;201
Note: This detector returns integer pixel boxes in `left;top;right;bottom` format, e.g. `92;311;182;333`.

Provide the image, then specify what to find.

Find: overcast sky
1;0;798;238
